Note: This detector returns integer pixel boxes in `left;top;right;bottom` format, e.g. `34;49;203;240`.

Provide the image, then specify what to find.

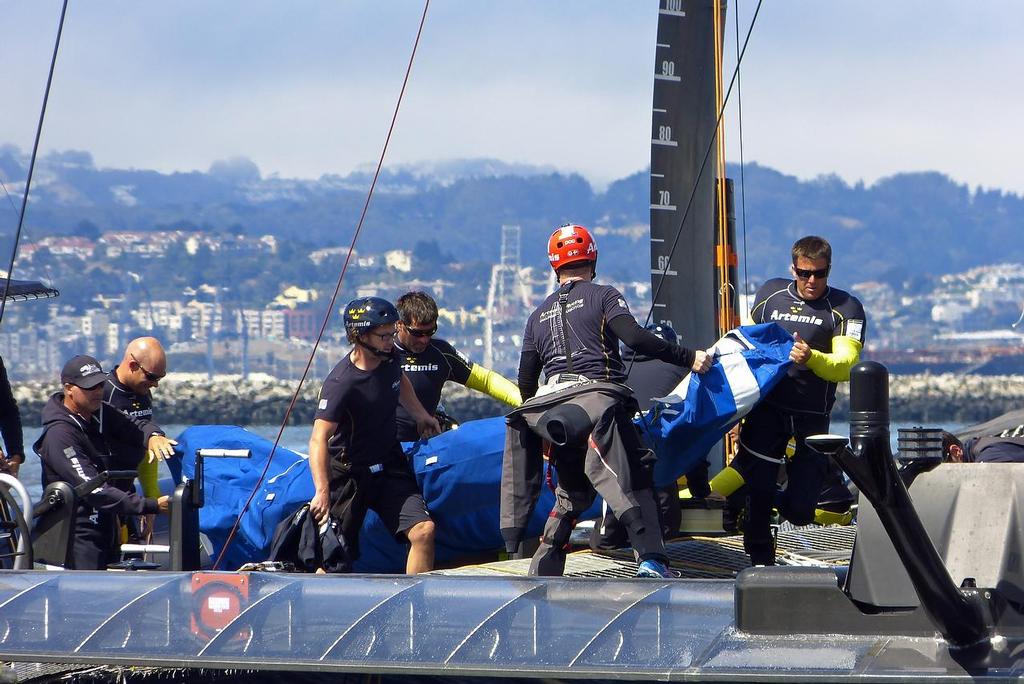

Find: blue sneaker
635;559;675;578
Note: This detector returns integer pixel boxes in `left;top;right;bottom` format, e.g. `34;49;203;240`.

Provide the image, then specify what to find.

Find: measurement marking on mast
656;43;671;48
651;268;679;276
652;139;678;147
651;238;665;242
653;108;667;113
650;204;678;211
654;74;682;82
659;10;687;17
653;303;667;308
651;173;665;178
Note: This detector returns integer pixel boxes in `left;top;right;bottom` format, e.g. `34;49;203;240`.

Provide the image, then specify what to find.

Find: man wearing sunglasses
103;337;176;542
728;235;867;566
393;291;521;442
33;355;171;569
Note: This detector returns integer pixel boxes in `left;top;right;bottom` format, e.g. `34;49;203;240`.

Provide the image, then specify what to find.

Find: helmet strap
355;337;394;361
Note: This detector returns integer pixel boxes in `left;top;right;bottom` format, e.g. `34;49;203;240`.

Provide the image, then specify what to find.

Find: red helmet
547;224;597;271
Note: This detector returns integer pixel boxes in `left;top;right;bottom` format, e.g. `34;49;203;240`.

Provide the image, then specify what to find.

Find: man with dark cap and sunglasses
393;291;521;442
724;235;867;566
33;355;170;569
103;337;176;542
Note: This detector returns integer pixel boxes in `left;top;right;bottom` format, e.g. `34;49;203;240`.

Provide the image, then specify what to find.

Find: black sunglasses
794;266;830;280
402;322;437;338
131;353;165;382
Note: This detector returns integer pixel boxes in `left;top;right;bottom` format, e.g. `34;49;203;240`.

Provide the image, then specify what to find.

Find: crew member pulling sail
719;235;867;565
500;224;710;578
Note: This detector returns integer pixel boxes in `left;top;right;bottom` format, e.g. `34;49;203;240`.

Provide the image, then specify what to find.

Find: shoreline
10;373;1024;428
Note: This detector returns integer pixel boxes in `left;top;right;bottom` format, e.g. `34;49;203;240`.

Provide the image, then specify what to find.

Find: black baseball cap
61;354;107;389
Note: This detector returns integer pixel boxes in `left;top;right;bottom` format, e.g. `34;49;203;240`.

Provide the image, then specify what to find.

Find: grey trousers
499;381;667;576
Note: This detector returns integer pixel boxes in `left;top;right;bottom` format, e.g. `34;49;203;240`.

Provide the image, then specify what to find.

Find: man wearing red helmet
308;296;441;574
500;224;711;578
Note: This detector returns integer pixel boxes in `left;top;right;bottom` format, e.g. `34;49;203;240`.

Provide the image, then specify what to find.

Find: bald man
102;337;176;538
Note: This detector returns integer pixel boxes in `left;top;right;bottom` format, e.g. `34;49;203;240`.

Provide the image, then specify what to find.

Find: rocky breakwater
13;373;320;427
830;373;1024;424
11;373;1024;428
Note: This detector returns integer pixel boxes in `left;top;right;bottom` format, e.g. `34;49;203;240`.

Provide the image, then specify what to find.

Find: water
11;420;963;507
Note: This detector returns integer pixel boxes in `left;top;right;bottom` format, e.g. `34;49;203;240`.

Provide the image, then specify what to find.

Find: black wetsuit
0;355;24;462
736;278;867;564
394;338;473;442
502;279;697;576
33;394;160;569
315;352;429;559
102;368;166;493
750;279;867;414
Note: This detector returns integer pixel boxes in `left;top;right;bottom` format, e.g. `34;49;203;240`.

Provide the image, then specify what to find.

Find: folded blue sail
169;425;312;570
172;421;589;573
637;323;794;487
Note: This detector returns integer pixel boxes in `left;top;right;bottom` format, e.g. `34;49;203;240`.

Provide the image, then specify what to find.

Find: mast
712;0;740;337
649;0;726;348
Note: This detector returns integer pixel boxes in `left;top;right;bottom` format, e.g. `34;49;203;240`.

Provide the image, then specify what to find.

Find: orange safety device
547;224;597;271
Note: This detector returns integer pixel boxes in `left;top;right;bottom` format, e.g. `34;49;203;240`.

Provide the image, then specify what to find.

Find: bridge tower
484;225;533;372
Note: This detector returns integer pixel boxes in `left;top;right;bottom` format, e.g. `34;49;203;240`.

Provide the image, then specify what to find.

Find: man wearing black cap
33;354;170;570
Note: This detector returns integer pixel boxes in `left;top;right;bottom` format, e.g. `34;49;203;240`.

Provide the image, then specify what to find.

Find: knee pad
537;404;593;446
541;513;576;549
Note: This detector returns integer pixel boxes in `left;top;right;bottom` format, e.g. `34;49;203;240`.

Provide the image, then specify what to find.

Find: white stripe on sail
719;348;761;416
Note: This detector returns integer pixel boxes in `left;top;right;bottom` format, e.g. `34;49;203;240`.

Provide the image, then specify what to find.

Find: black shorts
363;461;431;541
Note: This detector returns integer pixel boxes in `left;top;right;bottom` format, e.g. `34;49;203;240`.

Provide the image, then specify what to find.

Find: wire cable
0;0;68;328
0;177;22;218
212;0;432;570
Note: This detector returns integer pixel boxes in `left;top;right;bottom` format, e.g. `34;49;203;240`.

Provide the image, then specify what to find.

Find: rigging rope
642;0;764;333
0;178;22;218
0;0;68;327
212;0;432;570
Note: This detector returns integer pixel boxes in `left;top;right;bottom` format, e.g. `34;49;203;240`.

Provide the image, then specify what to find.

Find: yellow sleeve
465;364;522;407
138;457;160;499
805;335;862;382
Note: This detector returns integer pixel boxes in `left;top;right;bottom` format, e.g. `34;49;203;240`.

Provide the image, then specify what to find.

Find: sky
2;1;1023;193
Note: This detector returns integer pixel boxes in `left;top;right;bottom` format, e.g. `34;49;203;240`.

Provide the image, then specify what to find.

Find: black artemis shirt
314;351;404;466
749;278;867;415
394;338;473;442
522;281;633;384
